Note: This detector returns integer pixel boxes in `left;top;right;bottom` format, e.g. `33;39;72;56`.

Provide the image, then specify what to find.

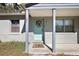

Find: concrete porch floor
28;42;53;56
47;44;79;56
28;43;79;56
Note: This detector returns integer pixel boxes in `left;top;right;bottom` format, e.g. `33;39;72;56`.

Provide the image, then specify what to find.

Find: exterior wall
0;15;25;42
30;17;79;51
0;17;34;42
56;33;77;44
29;18;34;42
30;17;79;45
0;13;79;45
40;17;79;49
0;16;78;44
44;17;52;47
0;20;11;34
0;34;25;42
74;17;79;43
0;19;25;42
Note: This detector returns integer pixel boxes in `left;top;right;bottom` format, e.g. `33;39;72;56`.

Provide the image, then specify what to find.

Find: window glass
64;20;73;32
65;20;73;26
56;20;64;32
11;20;19;24
11;20;20;32
56;19;74;32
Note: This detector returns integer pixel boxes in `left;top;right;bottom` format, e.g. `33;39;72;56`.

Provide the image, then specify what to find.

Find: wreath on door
36;20;42;27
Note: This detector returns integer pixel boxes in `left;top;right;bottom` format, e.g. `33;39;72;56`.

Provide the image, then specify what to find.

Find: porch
25;3;79;55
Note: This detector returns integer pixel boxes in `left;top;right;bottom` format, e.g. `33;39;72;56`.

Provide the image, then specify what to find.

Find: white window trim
10;20;25;34
56;19;74;32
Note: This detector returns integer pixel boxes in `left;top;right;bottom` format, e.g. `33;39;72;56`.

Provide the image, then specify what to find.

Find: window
64;20;74;32
56;20;64;32
56;19;74;32
11;20;20;32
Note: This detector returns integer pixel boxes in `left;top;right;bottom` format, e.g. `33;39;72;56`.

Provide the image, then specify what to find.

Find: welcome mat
32;43;44;48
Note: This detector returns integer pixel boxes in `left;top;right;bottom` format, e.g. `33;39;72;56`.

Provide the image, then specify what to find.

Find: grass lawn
0;41;67;56
0;41;29;56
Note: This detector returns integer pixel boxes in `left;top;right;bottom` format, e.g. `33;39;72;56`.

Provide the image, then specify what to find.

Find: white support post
25;9;29;53
52;9;56;52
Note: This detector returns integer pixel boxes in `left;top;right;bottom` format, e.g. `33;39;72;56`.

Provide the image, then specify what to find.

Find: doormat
32;43;44;48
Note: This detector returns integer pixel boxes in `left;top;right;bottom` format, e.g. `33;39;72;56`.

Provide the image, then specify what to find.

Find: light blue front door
33;19;43;41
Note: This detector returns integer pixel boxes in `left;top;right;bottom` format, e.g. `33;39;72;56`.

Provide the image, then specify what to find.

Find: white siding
20;20;24;33
0;20;11;34
56;33;77;44
0;33;25;42
0;19;25;42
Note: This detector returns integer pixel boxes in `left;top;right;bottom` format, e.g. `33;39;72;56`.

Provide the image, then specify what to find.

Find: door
33;19;43;41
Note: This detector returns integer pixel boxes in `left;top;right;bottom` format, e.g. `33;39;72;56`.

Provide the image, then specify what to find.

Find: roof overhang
0;13;25;20
26;3;79;9
0;13;25;16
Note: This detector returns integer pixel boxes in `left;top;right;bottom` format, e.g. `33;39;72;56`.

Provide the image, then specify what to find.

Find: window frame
56;19;64;32
56;19;74;32
11;20;20;34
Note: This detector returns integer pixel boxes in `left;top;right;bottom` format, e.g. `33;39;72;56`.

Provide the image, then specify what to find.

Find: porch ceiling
27;3;79;17
30;9;79;17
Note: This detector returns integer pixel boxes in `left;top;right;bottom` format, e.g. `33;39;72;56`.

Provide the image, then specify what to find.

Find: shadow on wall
21;18;33;33
21;20;25;33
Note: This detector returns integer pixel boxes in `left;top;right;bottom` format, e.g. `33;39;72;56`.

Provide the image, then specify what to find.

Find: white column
52;9;56;52
25;9;29;53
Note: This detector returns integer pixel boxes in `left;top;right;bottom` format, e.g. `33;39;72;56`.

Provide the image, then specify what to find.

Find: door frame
42;18;45;43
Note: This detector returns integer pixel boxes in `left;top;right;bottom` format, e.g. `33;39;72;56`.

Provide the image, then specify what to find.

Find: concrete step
29;48;50;54
64;52;79;56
